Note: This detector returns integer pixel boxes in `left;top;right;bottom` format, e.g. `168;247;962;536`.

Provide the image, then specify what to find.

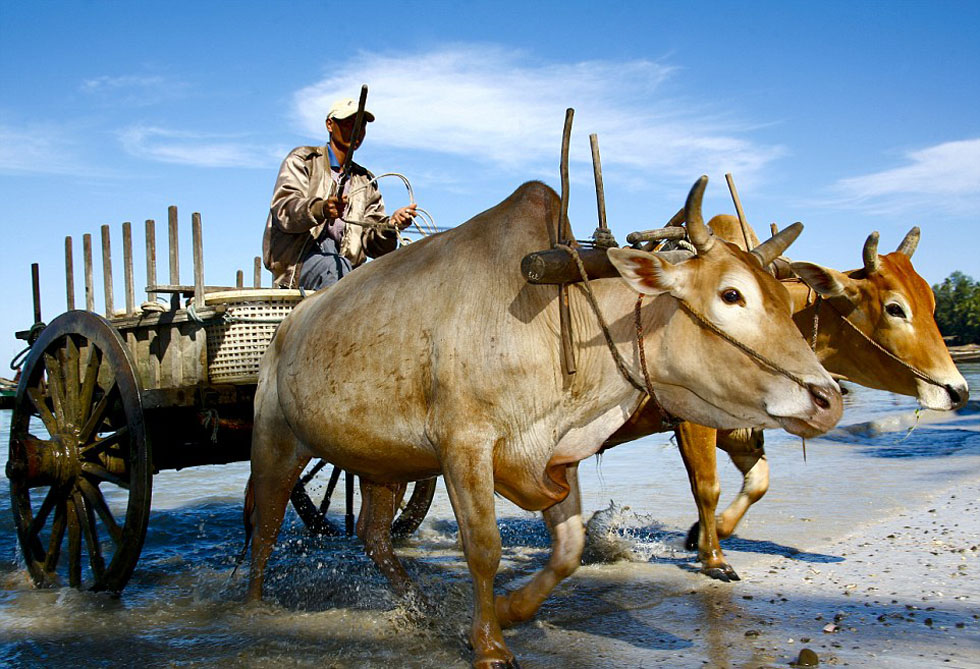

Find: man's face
327;116;366;151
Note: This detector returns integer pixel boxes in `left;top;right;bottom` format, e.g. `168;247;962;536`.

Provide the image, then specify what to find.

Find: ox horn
750;222;803;268
863;231;881;274
685;175;713;253
896;226;920;258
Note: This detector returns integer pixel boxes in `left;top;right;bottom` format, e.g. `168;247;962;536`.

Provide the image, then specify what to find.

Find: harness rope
808;294;949;389
555;243;817;425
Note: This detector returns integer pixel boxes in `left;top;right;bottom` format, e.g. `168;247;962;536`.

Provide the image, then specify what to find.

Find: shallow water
1;364;977;667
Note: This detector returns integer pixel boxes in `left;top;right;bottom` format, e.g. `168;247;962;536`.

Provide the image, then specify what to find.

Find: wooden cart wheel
6;311;152;592
290;463;436;539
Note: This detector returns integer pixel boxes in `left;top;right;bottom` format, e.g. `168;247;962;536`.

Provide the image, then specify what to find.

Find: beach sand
488;474;980;668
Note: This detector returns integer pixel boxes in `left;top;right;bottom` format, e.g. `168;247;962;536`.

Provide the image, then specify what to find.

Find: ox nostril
946;384;968;407
807;383;832;410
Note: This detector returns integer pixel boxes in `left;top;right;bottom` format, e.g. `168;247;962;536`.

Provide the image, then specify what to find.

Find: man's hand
324;194;347;219
390;204;418;230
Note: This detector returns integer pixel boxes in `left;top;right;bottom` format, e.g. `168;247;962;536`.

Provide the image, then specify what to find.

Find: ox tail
229;475;256;580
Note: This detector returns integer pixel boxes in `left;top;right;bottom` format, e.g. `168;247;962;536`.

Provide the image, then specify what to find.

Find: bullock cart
4;209;435;592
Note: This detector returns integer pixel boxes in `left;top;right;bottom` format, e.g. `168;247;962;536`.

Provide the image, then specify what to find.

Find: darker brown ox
609;217;969;580
246;178;842;668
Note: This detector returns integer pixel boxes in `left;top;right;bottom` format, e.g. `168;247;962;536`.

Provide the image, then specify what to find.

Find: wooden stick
145;220;157;303
724;173;752;251
192;212;204;310
123;222;135;316
558;108;576;375
31;263;41;324
83;233;94;312
236;270;244;288
168;205;179;310
101;225;114;318
65;236;75;310
590;133;607;231
626;227;688;245
559;109;574;244
253;257;262;288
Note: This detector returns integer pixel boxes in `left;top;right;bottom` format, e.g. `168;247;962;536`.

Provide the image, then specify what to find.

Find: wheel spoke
77;380;119;445
78;477;122;546
66;498;82;588
73;490;106;582
77;344;103;427
26;387;59;438
42;501;68;574
43;352;68;428
26;485;65;543
319;466;343;514
81;462;130;490
63;336;81;427
82;426;129;460
299;460;327;486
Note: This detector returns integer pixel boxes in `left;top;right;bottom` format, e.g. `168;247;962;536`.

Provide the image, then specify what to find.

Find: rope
555;242;815;395
810;296;949;389
677;300;813;390
287;172;437;289
345;172;439;244
554;243;647;393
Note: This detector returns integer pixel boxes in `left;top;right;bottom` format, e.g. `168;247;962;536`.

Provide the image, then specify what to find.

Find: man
263;97;417;289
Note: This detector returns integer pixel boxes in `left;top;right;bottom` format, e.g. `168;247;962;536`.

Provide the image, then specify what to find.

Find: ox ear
607;247;679;296
790;261;854;298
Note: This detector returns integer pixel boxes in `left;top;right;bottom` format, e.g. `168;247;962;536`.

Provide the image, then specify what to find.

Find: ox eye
885;303;907;319
721;288;743;305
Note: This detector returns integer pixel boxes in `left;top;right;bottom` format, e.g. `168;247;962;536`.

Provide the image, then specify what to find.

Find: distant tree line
933;271;980;344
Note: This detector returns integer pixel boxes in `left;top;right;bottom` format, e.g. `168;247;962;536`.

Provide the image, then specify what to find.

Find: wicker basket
203;289;305;383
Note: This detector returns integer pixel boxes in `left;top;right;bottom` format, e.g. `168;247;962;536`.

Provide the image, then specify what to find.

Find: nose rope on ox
556;243;821;419
809;295;953;391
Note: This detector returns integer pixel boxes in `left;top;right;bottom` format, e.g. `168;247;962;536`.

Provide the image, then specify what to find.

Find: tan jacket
263;145;398;287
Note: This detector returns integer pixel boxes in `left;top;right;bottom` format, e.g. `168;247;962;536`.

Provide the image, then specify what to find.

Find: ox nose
808;383;833;410
946;383;970;410
806;381;843;428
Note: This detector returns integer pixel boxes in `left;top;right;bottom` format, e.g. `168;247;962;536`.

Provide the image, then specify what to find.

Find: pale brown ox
608;217;969;580
246;177;842;668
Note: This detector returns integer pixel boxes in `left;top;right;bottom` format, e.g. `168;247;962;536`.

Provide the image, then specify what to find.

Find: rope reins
808;294;949;389
555;243;816;415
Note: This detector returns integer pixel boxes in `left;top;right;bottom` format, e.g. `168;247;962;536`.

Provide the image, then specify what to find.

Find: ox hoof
701;565;740;582
685;522;700;551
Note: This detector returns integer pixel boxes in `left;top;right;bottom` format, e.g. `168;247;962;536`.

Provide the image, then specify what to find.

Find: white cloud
829;138;980;216
292;45;785;183
0;123;99;175
81;74;187;106
119;125;282;168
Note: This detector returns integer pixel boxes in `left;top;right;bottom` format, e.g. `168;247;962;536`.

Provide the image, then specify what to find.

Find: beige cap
326;98;375;122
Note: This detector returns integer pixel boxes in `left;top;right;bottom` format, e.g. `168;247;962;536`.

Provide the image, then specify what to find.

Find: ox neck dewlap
808;295;949;390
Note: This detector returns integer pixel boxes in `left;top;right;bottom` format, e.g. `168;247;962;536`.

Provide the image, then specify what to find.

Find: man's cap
326;98;376;123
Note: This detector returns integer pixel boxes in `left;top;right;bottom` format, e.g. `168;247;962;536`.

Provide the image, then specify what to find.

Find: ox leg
441;446;516;669
495;462;584;628
715;429;768;541
247;398;309;603
675;422;739;582
357;479;417;598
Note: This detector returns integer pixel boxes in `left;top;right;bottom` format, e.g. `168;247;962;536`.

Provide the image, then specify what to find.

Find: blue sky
1;1;979;369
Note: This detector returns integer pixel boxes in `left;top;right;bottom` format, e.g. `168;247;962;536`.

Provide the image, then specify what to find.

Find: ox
603;216;970;580
674;219;969;578
247;177;842;667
